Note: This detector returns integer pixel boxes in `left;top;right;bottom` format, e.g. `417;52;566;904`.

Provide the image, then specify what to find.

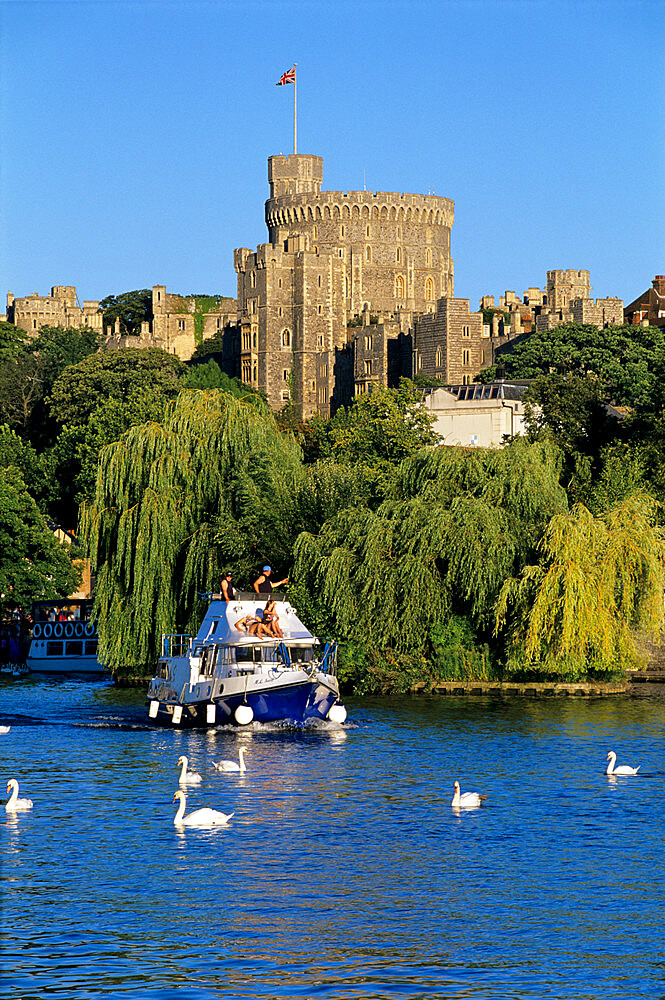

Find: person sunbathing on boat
261;600;283;639
234;615;269;638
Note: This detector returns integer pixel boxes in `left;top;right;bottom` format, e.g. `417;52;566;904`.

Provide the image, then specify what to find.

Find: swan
606;750;640;776
177;755;202;785
172;790;233;827
6;779;33;811
213;747;247;773
451;780;487;809
0;725;10;734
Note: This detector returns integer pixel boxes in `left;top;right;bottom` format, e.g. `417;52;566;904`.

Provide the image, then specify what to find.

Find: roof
195;599;317;647
425;380;532;403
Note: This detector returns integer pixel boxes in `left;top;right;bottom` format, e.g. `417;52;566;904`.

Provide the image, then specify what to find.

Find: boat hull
26;654;108;677
148;677;339;728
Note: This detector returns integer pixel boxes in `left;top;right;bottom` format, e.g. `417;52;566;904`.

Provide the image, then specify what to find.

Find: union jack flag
276;65;296;86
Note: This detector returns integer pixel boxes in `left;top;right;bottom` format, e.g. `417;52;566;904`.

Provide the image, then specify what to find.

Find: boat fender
234;705;254;726
43;623;53;638
33;623;42;639
84;622;95;636
53;623;63;638
74;622;85;637
149;700;159;719
64;623;74;637
328;703;347;724
206;703;216;725
172;706;183;725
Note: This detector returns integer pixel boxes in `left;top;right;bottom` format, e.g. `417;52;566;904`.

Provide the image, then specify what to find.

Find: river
2;677;664;999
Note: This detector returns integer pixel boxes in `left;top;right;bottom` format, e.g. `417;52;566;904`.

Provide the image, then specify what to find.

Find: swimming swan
0;725;10;734
451;780;487;809
177;755;202;785
172;790;233;827
6;779;33;811
213;747;247;773
606;751;640;775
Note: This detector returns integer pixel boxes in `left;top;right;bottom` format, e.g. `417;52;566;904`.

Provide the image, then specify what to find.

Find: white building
423;381;531;448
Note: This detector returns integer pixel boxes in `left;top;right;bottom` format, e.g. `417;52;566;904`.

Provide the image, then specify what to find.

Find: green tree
48;347;185;427
495;496;665;678
0;467;80;608
99;289;152;335
481;323;665;407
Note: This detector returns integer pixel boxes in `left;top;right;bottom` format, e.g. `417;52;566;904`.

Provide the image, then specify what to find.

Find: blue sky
1;0;662;310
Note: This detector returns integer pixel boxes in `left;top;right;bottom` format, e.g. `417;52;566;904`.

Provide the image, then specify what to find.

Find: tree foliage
0;467;80;608
99;289;152;335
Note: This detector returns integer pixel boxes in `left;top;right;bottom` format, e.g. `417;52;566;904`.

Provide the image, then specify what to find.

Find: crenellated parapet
266;189;454;236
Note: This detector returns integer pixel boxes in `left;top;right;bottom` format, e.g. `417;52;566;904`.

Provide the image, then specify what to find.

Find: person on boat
234;615;269;638
220;572;236;603
261;599;283;639
253;565;288;595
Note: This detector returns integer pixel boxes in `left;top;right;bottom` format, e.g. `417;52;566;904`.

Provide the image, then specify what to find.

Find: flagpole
293;64;297;155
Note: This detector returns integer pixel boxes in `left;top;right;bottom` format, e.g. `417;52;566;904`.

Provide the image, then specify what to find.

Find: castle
4;155;632;419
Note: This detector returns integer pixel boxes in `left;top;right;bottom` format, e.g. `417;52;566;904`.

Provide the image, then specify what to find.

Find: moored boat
146;594;346;728
27;600;107;676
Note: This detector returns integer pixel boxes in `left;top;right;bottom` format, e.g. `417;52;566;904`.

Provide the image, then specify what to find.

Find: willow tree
495;495;665;677
81;389;304;675
292;438;568;668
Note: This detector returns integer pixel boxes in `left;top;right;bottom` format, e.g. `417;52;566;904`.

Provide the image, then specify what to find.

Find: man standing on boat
253;565;288;595
220;572;236;603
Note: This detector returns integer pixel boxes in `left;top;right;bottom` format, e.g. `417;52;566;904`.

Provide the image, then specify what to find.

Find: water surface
2;678;665;999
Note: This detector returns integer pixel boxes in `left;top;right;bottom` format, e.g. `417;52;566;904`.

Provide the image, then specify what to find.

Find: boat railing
162;634;192;658
319;641;338;676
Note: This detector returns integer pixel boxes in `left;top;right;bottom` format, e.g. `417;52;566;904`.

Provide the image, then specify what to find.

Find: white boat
146;594;346;728
27;600;107;676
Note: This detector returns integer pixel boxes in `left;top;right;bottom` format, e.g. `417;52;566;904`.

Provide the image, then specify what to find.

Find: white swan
172;790;233;827
6;779;33;811
213;747;247;773
0;725;10;734
451;780;487;809
177;755;202;785
606;750;640;775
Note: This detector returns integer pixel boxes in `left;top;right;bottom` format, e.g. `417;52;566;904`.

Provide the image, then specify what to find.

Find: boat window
236;646;262;663
46;641;64;656
85;641;98;656
192;644;204;657
65;641;83;656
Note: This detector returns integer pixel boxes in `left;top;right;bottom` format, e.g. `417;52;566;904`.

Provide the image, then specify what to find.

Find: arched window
395;275;405;299
435;346;443;368
281;329;291;348
425;278;434;301
396;247;401;263
365;245;371;262
250;271;256;288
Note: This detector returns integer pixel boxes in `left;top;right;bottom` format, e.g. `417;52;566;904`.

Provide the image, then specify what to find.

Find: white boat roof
194;599;318;647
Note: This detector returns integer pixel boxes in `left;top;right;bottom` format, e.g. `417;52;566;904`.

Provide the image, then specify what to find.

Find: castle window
278;306;283;317
318;275;322;288
365;335;373;351
365;246;371;262
278;278;282;288
317;305;322;315
314;246;319;254
321;363;328;377
281;390;290;403
340;225;345;238
242;332;250;351
242;360;251;382
318;335;324;348
177;319;185;330
462;325;470;337
311;380;316;392
252;331;257;348
396;247;401;263
425;278;434;301
314;226;318;238
364;359;372;375
366;225;370;238
250;272;256;288
281;328;291;348
283;369;289;381
462;374;471;385
252;364;257;382
436;346;443;368
395;275;405;299
426;249;431;266
463;349;470;365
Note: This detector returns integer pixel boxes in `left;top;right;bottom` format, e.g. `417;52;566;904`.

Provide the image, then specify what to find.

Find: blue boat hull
149;679;339;728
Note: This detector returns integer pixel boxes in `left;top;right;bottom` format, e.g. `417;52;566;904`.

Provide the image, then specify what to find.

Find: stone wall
7;286;103;335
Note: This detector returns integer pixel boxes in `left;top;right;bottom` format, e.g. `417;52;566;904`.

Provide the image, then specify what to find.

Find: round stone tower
264;154;454;317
